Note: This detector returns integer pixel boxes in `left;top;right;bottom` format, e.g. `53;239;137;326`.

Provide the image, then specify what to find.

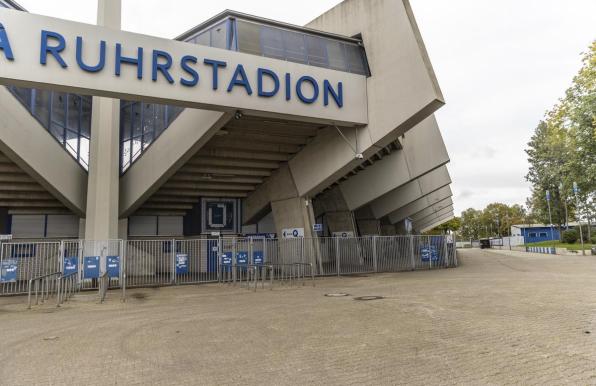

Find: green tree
525;40;595;236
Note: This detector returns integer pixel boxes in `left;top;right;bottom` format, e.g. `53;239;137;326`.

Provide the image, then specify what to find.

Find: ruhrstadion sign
0;8;368;126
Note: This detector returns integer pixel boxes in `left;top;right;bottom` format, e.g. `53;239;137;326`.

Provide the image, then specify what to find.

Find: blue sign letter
115;44;143;79
285;73;291;101
323;80;343;108
227;64;253;95
152;49;174;84
76;36;105;72
180;55;199;87
0;23;14;61
257;68;279;97
203;58;227;90
296;76;319;104
40;30;67;68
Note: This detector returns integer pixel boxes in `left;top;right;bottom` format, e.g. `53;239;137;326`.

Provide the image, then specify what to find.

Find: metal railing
27;271;61;309
3;235;458;300
98;271;109;303
57;271;79;306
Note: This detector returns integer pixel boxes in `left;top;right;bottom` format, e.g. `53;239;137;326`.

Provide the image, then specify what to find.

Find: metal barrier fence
1;235;457;297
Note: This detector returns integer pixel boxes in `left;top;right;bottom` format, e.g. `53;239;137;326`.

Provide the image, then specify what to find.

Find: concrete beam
204;138;301;154
413;207;454;230
162;182;255;192
337;115;449;210
188;157;280;170
387;186;452;224
369;165;451;219
288;0;444;197
178;165;271;177
169;174;263;185
157;189;248;198
119;109;232;218
418;213;455;233
410;200;454;223
0;87;87;215
197;148;291;162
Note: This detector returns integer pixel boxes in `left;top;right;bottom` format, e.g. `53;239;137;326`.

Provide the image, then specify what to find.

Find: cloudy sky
16;0;596;215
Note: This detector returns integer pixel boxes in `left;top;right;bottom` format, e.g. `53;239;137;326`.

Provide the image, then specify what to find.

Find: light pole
559;183;569;230
573;182;585;256
546;190;555;244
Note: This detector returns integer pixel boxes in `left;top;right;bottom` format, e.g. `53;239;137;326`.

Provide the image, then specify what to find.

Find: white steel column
85;0;121;240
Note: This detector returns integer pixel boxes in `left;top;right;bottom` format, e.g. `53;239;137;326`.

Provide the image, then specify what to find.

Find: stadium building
0;0;453;241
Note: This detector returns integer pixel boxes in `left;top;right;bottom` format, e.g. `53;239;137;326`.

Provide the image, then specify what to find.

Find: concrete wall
119;110;231;217
369;165;451;219
289;0;444;197
387;185;452;224
338;115;449;210
0;86;87;215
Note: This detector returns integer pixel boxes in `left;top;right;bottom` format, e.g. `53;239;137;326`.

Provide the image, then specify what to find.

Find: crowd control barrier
1;235;457;298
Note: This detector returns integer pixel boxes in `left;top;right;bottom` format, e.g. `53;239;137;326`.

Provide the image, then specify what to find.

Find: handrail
27;271;61;309
56;271;79;307
98;271;109;303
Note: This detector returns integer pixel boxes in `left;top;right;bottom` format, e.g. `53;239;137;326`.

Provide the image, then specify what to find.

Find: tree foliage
458;203;529;240
525;40;595;230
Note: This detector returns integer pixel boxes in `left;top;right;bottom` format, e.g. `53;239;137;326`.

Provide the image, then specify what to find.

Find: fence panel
1;241;62;295
80;240;123;290
125;239;172;288
1;235;457;297
376;236;412;272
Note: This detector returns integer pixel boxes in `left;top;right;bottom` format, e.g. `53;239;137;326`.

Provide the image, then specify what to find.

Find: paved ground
2;248;596;385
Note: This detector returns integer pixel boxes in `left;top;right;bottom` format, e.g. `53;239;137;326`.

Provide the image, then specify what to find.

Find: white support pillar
85;0;121;240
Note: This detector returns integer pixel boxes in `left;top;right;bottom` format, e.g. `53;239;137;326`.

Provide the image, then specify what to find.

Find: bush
591;234;596;245
562;229;578;244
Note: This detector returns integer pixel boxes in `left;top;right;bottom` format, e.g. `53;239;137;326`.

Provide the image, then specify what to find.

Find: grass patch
526;240;594;251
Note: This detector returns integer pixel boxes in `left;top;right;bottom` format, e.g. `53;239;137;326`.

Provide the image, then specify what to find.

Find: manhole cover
325;293;350;297
353;296;384;301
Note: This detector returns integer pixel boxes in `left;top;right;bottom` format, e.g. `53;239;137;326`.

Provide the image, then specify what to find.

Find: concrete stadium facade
0;0;453;241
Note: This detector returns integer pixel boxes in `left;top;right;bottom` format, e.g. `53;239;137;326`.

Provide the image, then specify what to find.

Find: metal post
121;240;126;302
546;190;555;250
372;236;378;273
409;235;415;270
171;238;176;284
574;183;585;256
335;237;340;276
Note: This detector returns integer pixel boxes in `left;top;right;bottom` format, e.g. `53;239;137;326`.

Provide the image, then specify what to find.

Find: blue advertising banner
222;253;232;266
420;245;439;262
83;256;100;279
253;251;264;265
176;253;188;275
63;256;78;276
236;251;248;265
106;256;120;278
0;259;17;283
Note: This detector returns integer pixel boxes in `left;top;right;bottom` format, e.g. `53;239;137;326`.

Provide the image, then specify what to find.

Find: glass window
132;103;142;138
529;232;537;237
305;35;328;67
33;90;51;127
326;40;348;71
79;136;89;167
283;30;307;63
237;21;262;56
80;96;92;138
67;94;81;131
261;26;285;60
344;44;368;75
539;232;547;237
11;87;32;107
210;21;228;49
51;92;66;127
